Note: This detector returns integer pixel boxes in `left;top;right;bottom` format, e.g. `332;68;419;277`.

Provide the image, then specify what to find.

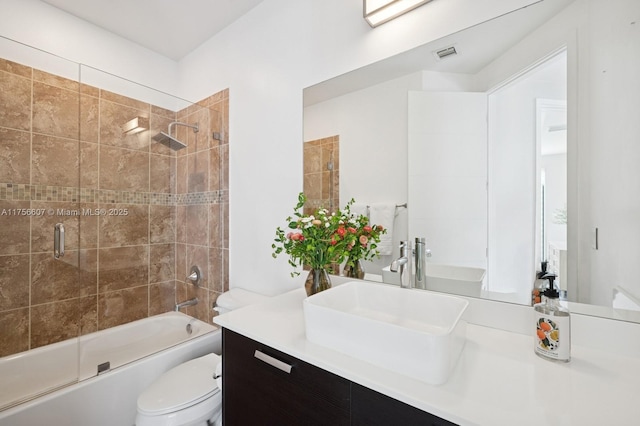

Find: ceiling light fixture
364;0;433;27
122;116;149;135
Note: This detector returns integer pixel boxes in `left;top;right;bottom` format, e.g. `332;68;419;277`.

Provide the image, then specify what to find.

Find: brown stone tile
186;107;211;153
222;203;229;249
220;144;229;190
0;128;30;184
150;243;175;284
98;286;148;330
33;69;79;91
98;203;149;247
175;243;187;283
0;58;31;78
0;254;30;311
32;81;79;139
208;146;220;191
188;151;209;193
98;245;149;293
99;145;149;191
80;93;100;143
149;281;176;316
80;83;100;98
222;248;229;292
186;204;208;246
150;105;175;120
176;206;186;244
99;99;150;151
0;308;29;357
208;247;223;292
0;200;30;255
176;155;188;194
304;143;323;174
31;297;96;348
31;134;79;187
0;71;31;131
80;141;99;189
100;90;148;111
150;154;175;193
150;205;175;244
208;204;222;248
31;250;97;304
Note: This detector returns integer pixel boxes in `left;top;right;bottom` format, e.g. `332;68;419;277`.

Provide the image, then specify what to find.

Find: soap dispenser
533;273;571;362
531;261;548;305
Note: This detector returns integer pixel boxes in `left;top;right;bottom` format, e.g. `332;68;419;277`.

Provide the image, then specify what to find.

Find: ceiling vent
434;46;458;60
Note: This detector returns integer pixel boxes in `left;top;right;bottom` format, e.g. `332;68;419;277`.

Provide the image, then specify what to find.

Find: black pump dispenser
542;272;558;299
533;271;570;362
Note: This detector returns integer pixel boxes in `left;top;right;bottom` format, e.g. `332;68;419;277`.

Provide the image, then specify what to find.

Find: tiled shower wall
303;135;339;215
0;58;228;357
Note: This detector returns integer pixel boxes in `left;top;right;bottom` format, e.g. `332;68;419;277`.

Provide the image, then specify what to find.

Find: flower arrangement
343;213;385;269
272;192;385;278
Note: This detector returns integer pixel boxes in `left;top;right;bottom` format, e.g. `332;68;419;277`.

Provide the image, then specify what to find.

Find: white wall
0;0;541;296
176;0;540;295
0;0;179;98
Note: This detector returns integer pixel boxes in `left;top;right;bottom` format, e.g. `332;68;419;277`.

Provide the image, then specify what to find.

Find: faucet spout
390;241;412;289
175;297;198;312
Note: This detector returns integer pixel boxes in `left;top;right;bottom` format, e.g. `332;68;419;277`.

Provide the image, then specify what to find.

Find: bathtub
0;311;221;426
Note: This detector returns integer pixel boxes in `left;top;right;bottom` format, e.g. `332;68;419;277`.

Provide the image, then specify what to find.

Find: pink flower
348;227;357;234
359;235;368;246
363;225;372;233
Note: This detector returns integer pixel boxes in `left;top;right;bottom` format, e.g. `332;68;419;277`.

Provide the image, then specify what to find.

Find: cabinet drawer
352;383;458;426
222;329;350;425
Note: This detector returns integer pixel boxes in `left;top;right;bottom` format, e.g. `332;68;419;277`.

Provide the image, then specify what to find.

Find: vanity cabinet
222;329;457;426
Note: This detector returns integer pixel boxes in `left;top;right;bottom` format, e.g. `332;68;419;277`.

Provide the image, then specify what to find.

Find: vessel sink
303;281;468;385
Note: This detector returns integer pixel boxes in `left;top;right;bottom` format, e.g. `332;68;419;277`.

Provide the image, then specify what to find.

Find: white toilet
213;287;269;314
135;288;268;426
135;353;223;426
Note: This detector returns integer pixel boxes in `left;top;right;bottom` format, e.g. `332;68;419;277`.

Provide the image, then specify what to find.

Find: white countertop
214;286;640;426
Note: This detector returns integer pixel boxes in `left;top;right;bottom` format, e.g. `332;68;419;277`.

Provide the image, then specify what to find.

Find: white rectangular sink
303;281;468;385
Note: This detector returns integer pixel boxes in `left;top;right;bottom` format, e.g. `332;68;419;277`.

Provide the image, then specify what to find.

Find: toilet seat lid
137;353;221;416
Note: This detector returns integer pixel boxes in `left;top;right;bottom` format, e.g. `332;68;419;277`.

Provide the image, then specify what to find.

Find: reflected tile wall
0;57;229;357
303;135;340;214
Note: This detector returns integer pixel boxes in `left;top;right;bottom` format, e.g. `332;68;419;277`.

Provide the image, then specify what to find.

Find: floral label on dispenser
534;315;570;360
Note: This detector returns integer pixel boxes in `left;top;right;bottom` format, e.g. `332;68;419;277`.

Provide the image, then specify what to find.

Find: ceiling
304;0;574;106
40;0;264;60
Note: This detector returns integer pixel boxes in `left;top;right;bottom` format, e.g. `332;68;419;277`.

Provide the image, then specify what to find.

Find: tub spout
175;297;198;312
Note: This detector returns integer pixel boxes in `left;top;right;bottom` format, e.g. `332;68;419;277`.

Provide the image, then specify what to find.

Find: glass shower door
0;36;83;409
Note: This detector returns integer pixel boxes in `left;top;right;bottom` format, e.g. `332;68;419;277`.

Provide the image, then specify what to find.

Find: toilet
135;288;268;426
135;353;223;426
213;287;269;314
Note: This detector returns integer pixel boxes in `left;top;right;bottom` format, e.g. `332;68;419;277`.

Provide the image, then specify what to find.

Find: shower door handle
54;223;65;258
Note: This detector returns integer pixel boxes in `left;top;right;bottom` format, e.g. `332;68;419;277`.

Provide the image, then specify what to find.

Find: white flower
301;216;313;223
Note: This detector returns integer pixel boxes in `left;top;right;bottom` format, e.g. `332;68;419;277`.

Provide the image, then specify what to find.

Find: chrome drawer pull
254;350;292;374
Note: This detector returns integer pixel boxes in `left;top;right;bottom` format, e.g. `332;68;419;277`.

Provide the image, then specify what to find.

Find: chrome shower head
151;121;198;151
152;131;187;150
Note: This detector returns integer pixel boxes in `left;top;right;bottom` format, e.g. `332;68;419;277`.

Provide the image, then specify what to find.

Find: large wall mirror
303;0;640;323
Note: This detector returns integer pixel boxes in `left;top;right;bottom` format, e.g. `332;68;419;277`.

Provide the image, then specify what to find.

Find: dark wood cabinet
222;328;458;426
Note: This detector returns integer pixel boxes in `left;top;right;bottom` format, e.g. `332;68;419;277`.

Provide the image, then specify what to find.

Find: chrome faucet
390;240;412;289
175;297;198;312
414;237;426;289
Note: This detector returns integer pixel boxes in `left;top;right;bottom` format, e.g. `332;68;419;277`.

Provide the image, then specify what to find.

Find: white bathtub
0;312;221;426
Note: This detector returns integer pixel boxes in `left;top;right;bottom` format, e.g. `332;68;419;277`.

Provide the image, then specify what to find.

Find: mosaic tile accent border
0;183;228;205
